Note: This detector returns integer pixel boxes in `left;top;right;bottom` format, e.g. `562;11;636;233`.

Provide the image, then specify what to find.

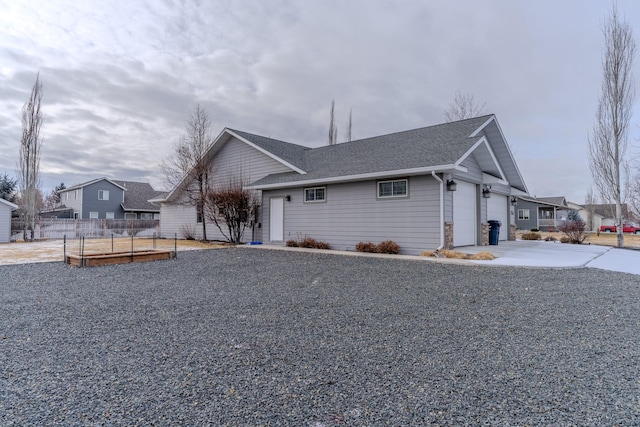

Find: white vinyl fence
11;218;160;241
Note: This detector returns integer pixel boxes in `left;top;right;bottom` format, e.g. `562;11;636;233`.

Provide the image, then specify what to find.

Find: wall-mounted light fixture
510;196;518;205
285;195;291;202
446;180;457;191
482;185;492;198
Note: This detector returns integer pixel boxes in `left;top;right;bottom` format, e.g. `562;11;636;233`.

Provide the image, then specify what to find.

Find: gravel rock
1;247;639;425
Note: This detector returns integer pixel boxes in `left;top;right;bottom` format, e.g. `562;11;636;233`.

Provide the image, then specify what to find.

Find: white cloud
0;0;639;201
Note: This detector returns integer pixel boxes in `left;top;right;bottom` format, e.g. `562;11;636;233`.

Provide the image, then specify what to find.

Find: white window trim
518;209;530;220
98;190;109;200
304;186;326;203
124;212;137;220
140;213;153;220
106;212;114;219
377;179;409;199
89;211;99;219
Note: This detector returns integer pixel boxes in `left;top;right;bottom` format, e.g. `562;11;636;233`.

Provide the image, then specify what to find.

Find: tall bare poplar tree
588;5;636;248
328;100;337;145
18;73;44;241
162;104;214;240
345;108;353;142
444;92;487;122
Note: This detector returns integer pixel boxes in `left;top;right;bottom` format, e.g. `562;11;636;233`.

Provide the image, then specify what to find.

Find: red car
600;224;640;234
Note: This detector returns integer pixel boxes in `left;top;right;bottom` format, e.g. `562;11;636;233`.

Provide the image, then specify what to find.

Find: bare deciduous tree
345;108;353;142
588;4;636;248
444;91;487;122
17;73;44;241
204;176;260;244
328;99;338;145
584;186;598;231
162;104;214;240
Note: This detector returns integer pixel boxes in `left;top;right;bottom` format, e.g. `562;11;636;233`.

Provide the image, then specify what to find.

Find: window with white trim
377;179;408;198
125;212;137;220
518;209;530;220
304;187;326;202
140;213;153;220
106;212;114;219
89;211;99;219
98;190;109;200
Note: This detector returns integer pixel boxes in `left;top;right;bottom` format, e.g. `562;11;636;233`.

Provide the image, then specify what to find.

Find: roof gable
161;128;307;202
63;177;127;192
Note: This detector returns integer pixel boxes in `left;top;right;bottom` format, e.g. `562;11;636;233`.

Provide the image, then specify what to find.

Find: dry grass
421;249;496;260
516;231;640;248
0;238;227;265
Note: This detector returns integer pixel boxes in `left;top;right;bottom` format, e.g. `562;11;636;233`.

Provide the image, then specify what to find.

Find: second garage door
453;181;477;247
487;194;509;241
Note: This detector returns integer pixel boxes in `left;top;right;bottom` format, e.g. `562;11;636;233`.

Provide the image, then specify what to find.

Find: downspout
432;171;445;250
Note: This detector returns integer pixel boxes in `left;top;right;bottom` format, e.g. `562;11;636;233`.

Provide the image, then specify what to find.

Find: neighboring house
567;201;605;231
57;178;164;220
514;196;572;231
0;198;19;243
157;115;529;255
582;203;633;228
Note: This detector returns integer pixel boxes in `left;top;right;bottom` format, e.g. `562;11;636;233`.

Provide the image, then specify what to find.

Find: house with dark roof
157;115;529;254
57;178;164;220
514;196;573;231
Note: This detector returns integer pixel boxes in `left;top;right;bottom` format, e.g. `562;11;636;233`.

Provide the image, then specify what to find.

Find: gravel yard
1;247;639;425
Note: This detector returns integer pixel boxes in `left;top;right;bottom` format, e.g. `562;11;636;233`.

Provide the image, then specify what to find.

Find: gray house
58;178;164;220
158;115;529;254
0;198;19;243
514;196;570;231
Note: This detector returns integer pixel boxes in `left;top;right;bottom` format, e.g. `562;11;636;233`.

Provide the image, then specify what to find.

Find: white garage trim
453;181;477;246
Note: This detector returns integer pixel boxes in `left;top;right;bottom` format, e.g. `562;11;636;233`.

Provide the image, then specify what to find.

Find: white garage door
453;181;477;246
487;195;508;241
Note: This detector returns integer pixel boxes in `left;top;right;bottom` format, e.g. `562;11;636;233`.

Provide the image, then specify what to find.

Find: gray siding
60;189;83;217
160;136;291;240
262;175;441;255
0;203;11;243
82;181;125;219
515;200;539;230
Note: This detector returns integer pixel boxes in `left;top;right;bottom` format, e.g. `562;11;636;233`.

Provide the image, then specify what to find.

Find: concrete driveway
465;240;640;275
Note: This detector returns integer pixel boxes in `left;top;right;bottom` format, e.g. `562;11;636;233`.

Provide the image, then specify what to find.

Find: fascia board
469;115;496;138
247;164;466;190
0;198;18;210
456;136;508;182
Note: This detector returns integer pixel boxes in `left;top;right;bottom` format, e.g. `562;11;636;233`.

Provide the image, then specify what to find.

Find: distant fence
11;218;160;241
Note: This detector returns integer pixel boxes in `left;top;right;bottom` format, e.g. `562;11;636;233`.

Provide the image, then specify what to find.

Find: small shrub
356;241;378;253
560;236;570;244
521;232;541;241
376;240;400;254
314;241;331;250
288;236;330;249
179;224;197;240
544;236;557;242
558;220;588;244
297;236;317;248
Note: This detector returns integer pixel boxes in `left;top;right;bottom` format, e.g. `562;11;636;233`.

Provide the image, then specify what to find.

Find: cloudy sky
1;0;639;202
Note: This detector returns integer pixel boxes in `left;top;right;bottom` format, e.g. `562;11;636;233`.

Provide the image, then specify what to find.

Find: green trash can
488;220;501;245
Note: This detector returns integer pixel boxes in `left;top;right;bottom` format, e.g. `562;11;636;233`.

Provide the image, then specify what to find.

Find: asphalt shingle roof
113;181;164;212
247;115;492;187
